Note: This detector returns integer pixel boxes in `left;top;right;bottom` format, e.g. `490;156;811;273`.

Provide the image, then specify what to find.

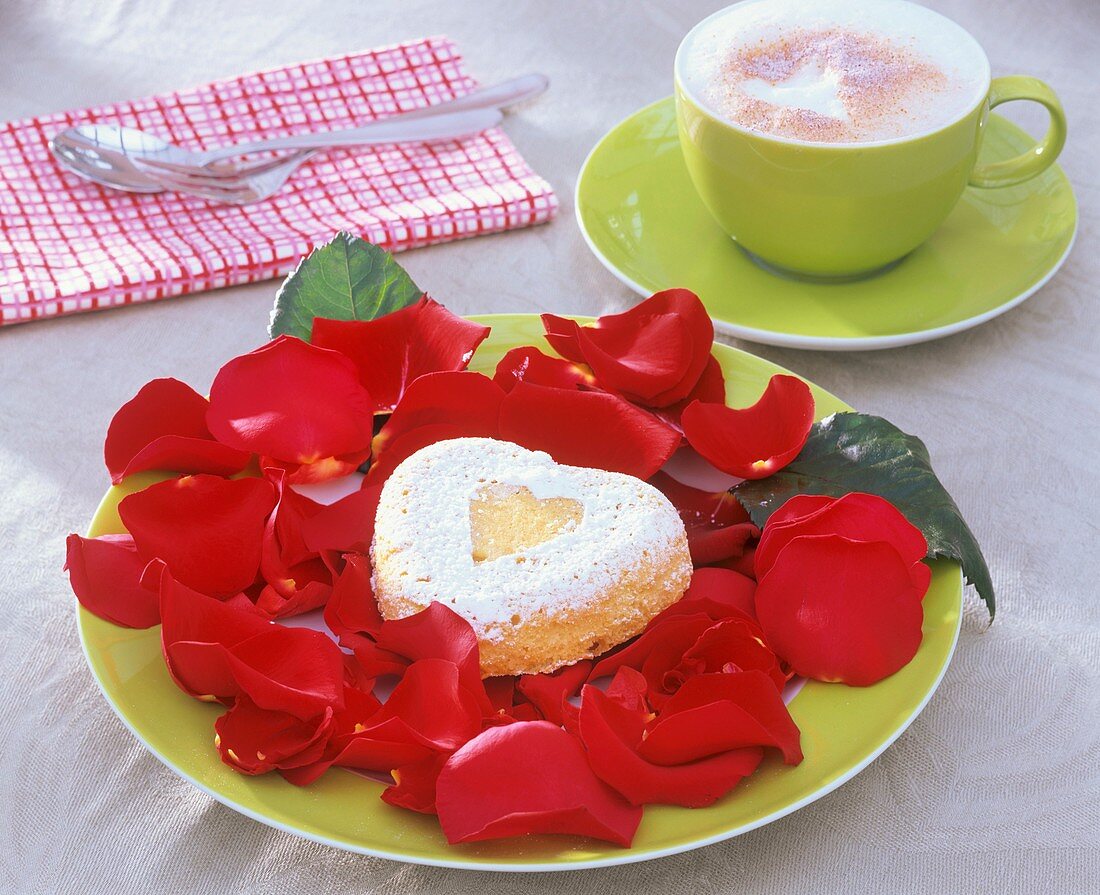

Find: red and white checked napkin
0;38;557;326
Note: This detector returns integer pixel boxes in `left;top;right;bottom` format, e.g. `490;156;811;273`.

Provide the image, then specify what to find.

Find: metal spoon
49;73;547;195
50;106;504;202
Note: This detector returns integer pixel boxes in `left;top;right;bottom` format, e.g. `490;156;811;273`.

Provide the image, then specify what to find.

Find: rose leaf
734;411;994;618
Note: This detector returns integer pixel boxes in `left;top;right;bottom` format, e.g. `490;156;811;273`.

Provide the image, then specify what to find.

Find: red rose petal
267;454;371;486
374;603;491;715
632;291;715;407
312;297;490;413
590;613;716;703
436;721;643;846
488;698;547;727
253;469;333;619
369;371;504;481
105;378;207;467
158;570;270;701
712;543;758;580
605;666;651;713
215;697;334;775
650;471;758;564
540;314;586;363
651;355;727;432
681;374;815;479
374;603;480;675
542;290;714;407
119;474;277;598
672;617;788;693
482;679;548;726
909;560;933;601
113;435;253;485
264;468;327;567
334;658;485;772
516;660;593;726
555;312;692;399
590;613;712;680
372;370;504;454
692;355;727;402
382;752;450;814
492;345;594;393
578;684;764;808
315;719;433;772
640;580;788;691
104;378;252;484
340;716;455;771
499;381;680;479
593;570;787;705
206;336;375;483
639;670;802;765
687;521;761;566
64;534;159;628
754;535;924;686
254;572;331;620
346;639;410;680
277;684;383;786
670;567;758;624
323;553;384;640
324;563;408;680
483;676;516;711
756;492;929;585
651;472;751;527
330;684;385;742
341;653;379;693
225;626;345;721
301;483;382;556
764;494;835;526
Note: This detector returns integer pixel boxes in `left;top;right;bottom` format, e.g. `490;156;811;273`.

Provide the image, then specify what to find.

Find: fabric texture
0;1;1097;893
0;37;557;325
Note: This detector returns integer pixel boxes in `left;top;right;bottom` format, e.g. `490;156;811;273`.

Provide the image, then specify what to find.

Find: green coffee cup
674;2;1067;280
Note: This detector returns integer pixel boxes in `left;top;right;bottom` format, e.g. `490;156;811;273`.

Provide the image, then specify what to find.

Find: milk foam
678;0;989;143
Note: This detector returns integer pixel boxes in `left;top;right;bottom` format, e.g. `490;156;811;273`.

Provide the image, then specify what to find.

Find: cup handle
969;76;1066;188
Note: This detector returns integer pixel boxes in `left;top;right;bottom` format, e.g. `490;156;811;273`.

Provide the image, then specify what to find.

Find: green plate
576;98;1077;351
78;315;963;871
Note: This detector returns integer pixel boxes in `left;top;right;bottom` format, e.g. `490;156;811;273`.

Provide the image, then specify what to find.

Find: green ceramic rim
77;314;963;871
575;98;1077;351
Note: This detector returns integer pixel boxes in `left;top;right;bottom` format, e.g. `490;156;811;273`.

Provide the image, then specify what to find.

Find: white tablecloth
2;1;1097;891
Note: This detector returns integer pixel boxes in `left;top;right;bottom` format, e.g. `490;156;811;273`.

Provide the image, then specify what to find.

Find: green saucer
576;98;1077;351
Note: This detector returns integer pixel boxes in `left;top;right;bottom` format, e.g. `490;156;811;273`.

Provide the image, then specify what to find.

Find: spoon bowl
49;130;164;193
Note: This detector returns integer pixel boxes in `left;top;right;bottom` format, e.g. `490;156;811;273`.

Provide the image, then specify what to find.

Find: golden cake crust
370;437;692;676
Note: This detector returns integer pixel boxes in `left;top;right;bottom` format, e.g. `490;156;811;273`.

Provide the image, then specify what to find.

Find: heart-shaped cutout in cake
371;437;692;676
469;484;584;563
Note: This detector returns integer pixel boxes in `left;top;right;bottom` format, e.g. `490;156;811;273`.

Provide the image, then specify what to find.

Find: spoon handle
372;73;548;122
192;73;547;165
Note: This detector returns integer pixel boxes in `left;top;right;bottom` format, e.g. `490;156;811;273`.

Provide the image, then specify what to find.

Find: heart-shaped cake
371;437;692;676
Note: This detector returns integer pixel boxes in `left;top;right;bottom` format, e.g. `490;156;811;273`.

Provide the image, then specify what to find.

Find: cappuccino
678;0;989;143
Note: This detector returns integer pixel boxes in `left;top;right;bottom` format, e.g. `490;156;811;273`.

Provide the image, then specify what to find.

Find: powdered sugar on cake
371;437;687;643
679;0;988;143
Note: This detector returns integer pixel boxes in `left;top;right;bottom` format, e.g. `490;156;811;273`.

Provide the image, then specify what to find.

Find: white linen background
0;1;1097;892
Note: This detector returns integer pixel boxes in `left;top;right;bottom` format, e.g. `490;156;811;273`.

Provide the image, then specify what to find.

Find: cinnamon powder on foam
712;28;951;142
